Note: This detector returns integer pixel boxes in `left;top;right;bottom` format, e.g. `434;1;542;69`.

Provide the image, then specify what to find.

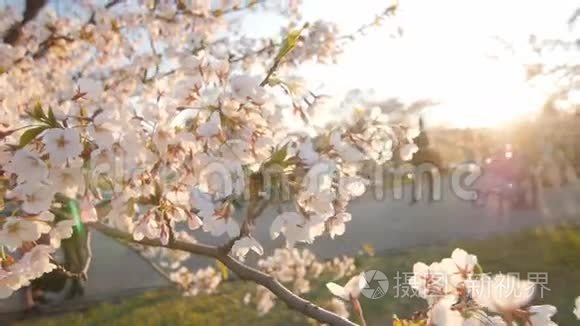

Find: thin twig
89;222;357;326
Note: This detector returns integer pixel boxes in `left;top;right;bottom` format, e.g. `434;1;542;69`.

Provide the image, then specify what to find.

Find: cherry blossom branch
9;0;125;64
2;0;48;45
155;0;267;22
230;2;399;68
88;222;357;326
87;0;125;25
229;40;279;63
337;2;399;42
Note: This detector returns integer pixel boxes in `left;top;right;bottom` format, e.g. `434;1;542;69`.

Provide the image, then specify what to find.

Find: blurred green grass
17;224;580;326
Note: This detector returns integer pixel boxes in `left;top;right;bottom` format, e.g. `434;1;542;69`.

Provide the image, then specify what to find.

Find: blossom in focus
15;245;57;280
49;219;75;248
469;274;536;313
428;294;467;325
270;212;325;247
428;295;505;325
87;112;119;149
6;182;55;214
42;128;83;164
528;305;557;326
231;236;264;260
4;149;48;184
439;248;478;287
408;261;448;300
202;214;240;237
326;272;367;301
48;159;85;198
133;215;161;241
0;269;23;299
0;217;51;250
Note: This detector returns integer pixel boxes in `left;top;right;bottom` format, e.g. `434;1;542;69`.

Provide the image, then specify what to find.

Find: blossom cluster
408;248;558;325
245;248;356;315
326;248;568;325
0;1;409;301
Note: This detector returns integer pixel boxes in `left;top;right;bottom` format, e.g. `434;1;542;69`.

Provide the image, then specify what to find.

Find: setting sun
291;0;577;128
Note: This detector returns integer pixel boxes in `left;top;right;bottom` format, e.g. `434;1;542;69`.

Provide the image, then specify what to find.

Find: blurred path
2;177;579;313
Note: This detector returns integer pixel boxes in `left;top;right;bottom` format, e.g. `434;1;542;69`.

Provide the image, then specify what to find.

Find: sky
2;0;578;128
241;0;579;128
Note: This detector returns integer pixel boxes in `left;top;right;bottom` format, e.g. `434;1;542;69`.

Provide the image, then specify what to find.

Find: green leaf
266;75;292;89
260;23;309;87
47;107;58;127
19;126;47;148
270;143;288;164
31;102;47;121
274;25;307;62
215;260;229;280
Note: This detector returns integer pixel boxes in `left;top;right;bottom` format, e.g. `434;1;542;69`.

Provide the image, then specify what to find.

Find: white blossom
270;212;325;247
16;245;57;280
202;214;239;237
231;236;264;260
48;159;85;198
326;272;367;301
4;149;48;184
0;217;51;250
190;188;216;219
133;216;160;241
49;219;75;248
469;274;535;313
230;75;266;104
439;248;478;288
198;111;221;138
7;182;55;214
528;305;558;326
327;212;351;239
42;128;83;164
87;112;120;149
408;261;448;300
0;269;24;299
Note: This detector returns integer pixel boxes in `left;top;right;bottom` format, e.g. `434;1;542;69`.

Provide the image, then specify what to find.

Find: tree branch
88;222;357;326
2;0;47;45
